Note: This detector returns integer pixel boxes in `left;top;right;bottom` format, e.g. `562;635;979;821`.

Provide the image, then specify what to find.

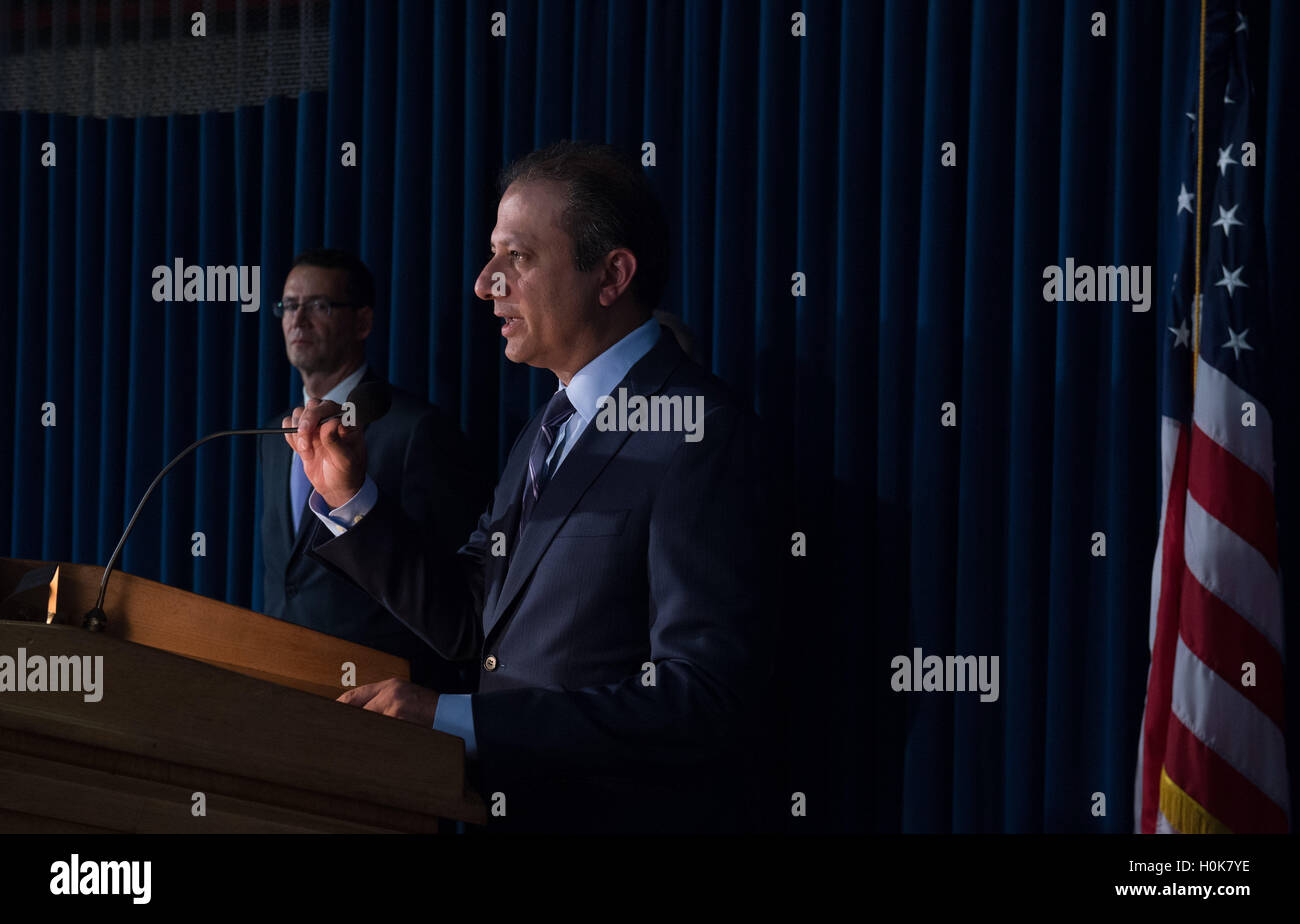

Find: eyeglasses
272;297;357;318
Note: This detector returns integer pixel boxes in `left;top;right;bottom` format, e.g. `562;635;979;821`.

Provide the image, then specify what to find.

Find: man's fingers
293;400;338;457
283;406;304;451
323;412;368;455
296;400;322;437
285;400;361;490
321;418;361;444
337;682;384;707
337;678;411;717
297;400;343;436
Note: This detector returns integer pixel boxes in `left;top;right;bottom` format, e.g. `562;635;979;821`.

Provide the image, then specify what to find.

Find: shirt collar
561;318;661;424
303;363;369;407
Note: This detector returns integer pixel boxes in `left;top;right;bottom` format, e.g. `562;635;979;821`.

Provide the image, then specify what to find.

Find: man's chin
288;349;323;370
503;341;530;365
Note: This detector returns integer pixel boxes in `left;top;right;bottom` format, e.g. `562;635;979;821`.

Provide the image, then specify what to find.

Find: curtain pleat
832;0;881;834
13;113;46;556
1003;0;1063;835
952;0;1014;835
230;105;264;605
0;114;19;554
71;116;105;565
1102;0;1162;833
159;114;196;591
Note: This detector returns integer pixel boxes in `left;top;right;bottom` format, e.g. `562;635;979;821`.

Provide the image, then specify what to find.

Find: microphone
83;381;392;631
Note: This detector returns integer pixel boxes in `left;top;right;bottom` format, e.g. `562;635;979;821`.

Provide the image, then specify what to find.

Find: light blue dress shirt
305;363;368;413
307;317;662;761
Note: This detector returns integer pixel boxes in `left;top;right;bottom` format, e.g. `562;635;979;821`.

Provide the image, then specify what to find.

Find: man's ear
355;304;374;341
598;248;638;307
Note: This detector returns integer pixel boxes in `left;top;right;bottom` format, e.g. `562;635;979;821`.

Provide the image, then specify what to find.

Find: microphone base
82;607;107;632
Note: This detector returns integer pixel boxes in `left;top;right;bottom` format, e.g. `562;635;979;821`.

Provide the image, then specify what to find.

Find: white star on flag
1217;145;1238;175
1177;183;1194;215
1168;318;1190;349
1222;326;1253;361
1215;263;1248;298
1212;204;1243;237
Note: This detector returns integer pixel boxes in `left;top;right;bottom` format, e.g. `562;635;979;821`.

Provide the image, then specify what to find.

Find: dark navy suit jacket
259;367;487;692
307;329;774;833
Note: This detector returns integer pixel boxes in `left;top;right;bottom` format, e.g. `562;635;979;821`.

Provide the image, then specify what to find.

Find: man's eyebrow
490;233;537;248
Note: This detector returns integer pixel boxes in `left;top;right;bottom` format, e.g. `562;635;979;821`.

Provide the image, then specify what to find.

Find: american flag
1135;1;1289;834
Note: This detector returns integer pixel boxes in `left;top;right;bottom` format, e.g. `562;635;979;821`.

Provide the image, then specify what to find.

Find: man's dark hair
498;141;670;313
290;248;375;309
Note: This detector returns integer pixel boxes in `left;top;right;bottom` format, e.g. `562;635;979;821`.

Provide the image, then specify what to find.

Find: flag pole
1192;0;1207;394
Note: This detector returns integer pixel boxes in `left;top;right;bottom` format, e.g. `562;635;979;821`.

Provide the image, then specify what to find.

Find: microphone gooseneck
84;382;392;631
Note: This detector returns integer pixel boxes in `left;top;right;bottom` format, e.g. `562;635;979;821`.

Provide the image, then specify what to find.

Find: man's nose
475;262;506;301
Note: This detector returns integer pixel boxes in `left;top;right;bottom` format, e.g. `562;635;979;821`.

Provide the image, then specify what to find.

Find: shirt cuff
432;693;478;762
307;476;379;536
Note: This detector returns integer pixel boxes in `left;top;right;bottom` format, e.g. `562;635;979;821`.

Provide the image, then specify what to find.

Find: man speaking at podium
285;142;773;833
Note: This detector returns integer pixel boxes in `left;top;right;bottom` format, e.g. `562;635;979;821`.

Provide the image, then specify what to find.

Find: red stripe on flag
1188;424;1279;570
1180;568;1286;733
1141;426;1190;834
1165;713;1289;834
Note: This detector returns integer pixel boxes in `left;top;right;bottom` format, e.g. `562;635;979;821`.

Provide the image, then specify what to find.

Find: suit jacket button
483;655;498;671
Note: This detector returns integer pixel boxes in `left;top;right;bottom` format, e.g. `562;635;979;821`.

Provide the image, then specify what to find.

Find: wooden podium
0;558;485;833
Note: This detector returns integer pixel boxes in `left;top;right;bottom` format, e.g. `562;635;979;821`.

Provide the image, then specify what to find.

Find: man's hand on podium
337;677;441;727
284;397;369;509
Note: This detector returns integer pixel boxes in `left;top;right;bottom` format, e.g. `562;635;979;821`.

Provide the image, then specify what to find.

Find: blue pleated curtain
2;0;1298;833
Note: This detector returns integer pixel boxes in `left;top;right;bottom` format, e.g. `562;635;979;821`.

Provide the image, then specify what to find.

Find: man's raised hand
283;397;368;509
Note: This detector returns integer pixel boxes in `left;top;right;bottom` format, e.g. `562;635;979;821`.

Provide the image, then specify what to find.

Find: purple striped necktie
518;389;576;540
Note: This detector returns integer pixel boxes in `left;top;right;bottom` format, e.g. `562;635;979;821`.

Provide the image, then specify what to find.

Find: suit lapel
487;328;684;637
488;423;634;639
282;430;312;557
290;477;314;550
263;425;294;549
